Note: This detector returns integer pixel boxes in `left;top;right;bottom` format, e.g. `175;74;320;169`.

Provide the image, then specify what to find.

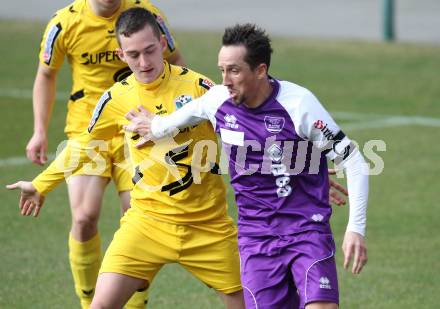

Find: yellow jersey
39;0;178;136
33;64;229;224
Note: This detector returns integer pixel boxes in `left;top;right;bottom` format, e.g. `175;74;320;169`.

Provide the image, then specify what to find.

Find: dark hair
222;23;273;70
115;7;161;45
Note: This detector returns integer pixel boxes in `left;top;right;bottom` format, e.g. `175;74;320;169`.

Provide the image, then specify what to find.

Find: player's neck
88;0;121;18
245;78;273;109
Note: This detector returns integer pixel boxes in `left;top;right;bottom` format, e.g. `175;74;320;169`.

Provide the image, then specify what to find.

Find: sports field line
1;87;439;123
1;112;440;167
1;88;440;167
0;154;56;168
0;87;69;101
333;112;440;130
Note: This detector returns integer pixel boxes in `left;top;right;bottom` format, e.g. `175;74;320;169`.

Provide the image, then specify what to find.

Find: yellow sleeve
144;3;178;60
39;11;67;70
32;91;120;195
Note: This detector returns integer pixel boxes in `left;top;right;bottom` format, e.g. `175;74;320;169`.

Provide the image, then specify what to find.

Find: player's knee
72;211;100;230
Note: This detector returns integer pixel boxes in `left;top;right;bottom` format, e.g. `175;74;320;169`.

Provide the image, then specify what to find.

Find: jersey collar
136;61;171;92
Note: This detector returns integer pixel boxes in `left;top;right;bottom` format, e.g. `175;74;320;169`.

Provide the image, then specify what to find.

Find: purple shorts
238;231;339;309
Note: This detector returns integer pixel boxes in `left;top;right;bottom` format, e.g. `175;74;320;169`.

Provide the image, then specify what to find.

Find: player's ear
256;63;268;80
116;48;126;63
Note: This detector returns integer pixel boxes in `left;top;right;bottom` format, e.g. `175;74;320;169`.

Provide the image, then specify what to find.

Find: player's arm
26;64;59;165
27;13;65;165
147;2;185;66
296;90;369;274
124;85;228;147
8;92;119;216
7;134;98;218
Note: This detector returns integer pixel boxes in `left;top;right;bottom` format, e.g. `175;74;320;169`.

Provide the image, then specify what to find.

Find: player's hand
328;169;347;206
6;181;45;217
26;132;48;165
124;105;155;148
342;231;367;274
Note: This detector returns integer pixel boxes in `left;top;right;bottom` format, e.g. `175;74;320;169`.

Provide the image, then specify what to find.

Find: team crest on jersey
88;91;111;132
267;144;283;163
264;116;285;133
43;23;62;64
198;78;214;90
174;95;193;109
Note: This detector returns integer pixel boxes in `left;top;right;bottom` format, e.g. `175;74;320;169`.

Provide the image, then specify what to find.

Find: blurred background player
8;7;244;309
24;0;184;307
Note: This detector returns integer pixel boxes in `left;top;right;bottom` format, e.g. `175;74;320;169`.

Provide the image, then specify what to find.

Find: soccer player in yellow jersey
8;7;244;309
22;0;184;308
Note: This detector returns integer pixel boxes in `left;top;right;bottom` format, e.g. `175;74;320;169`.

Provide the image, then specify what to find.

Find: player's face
218;45;263;106
117;25;166;84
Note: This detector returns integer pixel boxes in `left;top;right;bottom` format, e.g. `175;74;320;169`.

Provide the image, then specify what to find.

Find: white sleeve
293;90;369;236
151;85;229;139
294;90;355;164
338;149;369;236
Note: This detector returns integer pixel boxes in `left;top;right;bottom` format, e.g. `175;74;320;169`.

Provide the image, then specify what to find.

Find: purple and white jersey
152;78;357;237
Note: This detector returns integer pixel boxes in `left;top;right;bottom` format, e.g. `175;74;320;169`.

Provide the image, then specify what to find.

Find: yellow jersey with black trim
39;0;178;136
33;64;229;224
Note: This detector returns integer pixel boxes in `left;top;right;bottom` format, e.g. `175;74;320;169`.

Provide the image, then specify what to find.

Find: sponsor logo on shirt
224;114;239;129
174;94;193;109
198;78;214;90
114;67;132;82
81;51;120;65
264;116;285;133
314;120;335;140
267;144;283;163
311;214;324;222
319;277;332;289
155;104;167;115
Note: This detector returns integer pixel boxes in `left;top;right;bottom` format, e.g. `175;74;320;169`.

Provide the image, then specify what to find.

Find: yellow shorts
100;207;242;294
69;133;132;192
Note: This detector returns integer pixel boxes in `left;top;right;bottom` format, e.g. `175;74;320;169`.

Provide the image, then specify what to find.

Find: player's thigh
100;209;178;285
239;237;299;309
92;272;147;309
180;220;242;295
217;289;245;309
67;175;109;218
289;231;339;309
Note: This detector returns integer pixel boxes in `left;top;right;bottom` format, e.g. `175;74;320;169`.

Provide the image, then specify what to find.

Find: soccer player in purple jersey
123;24;369;309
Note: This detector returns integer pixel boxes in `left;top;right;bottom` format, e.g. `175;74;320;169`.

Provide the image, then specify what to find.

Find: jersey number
132;145;193;196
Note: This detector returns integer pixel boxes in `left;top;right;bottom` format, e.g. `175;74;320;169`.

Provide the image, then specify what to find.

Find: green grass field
1;20;440;308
